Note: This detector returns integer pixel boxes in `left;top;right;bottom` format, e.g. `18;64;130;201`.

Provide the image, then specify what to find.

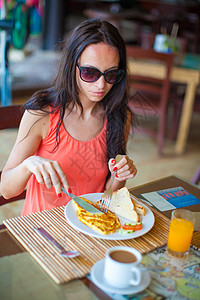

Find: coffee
110;250;137;263
104;246;142;287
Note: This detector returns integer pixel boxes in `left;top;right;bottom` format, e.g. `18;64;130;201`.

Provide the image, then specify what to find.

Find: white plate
91;259;151;295
64;193;154;240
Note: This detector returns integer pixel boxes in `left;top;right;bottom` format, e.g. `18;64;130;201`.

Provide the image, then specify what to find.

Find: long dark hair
25;19;131;159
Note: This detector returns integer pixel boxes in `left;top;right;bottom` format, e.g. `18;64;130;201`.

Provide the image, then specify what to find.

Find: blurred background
0;0;200;220
1;0;200;102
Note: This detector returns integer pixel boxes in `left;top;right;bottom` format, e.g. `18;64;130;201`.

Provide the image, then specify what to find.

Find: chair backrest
140;32;156;49
0;105;25;130
126;46;174;110
0;105;26;206
126;46;174;155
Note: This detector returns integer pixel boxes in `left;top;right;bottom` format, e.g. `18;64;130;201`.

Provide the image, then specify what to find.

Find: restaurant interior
1;0;199;219
0;1;200;299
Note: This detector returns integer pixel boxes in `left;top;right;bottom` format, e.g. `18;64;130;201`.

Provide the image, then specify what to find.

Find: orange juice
167;218;194;252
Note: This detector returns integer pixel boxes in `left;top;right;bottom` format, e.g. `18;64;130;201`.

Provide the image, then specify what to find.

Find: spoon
36;227;80;258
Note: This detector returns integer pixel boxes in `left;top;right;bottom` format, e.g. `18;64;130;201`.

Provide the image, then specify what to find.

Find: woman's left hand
108;155;137;181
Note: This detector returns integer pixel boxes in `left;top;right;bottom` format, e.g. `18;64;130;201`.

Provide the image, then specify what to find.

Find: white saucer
90;259;151;295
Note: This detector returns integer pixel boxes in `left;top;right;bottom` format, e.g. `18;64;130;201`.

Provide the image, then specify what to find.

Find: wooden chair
169;75;200;137
0;105;25;228
126;46;174;155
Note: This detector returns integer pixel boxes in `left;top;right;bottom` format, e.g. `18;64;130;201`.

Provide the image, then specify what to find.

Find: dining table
128;53;200;155
1;175;200;300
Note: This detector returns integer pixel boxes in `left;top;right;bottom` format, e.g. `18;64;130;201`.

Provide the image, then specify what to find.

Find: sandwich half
108;187;141;222
131;195;146;216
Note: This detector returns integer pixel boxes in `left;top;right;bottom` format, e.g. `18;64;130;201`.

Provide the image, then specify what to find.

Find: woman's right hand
23;155;69;197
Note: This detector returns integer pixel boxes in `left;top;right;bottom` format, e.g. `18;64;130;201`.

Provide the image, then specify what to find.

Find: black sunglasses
77;64;124;84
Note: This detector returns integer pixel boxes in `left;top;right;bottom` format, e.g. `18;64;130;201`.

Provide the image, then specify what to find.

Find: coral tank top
21;109;108;216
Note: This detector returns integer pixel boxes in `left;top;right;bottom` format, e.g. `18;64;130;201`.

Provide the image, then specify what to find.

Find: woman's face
76;42;120;105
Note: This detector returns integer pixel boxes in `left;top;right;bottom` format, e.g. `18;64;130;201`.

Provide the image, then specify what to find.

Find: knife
61;186;103;214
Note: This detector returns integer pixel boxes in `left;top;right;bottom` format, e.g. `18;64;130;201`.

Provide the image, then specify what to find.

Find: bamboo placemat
3;205;170;284
192;231;200;251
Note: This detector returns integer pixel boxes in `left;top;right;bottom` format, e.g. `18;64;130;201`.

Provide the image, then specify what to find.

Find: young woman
0;19;137;215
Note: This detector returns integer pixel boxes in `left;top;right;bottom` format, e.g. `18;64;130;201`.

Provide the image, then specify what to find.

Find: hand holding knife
61;186;103;214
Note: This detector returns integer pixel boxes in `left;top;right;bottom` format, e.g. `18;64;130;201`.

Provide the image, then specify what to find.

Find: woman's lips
92;91;105;97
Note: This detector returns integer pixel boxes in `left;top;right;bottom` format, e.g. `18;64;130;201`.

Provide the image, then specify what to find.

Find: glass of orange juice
167;209;195;259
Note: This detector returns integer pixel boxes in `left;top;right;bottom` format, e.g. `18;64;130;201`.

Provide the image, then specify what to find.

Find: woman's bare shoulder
23;107;50;120
19;108;50;140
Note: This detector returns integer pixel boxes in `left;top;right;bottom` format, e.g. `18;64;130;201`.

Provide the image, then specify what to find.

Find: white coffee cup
103;246;142;288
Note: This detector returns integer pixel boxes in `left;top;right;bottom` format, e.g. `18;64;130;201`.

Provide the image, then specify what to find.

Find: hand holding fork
100;154;122;212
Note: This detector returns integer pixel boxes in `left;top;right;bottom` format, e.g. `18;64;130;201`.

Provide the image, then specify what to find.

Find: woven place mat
3;205;170;284
192;231;200;251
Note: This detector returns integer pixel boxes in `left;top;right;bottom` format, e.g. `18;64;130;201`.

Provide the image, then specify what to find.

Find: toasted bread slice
130;195;146;216
108;187;140;222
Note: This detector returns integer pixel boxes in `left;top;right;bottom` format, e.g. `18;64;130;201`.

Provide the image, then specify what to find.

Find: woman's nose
96;75;106;88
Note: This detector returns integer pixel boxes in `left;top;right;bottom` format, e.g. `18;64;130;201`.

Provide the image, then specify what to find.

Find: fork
100;154;122;213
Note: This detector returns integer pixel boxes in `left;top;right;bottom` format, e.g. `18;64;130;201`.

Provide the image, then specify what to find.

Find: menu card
138;186;200;230
140;186;200;212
